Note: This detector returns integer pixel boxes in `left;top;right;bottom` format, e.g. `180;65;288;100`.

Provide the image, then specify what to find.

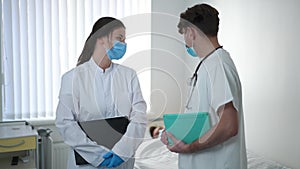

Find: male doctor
161;4;247;169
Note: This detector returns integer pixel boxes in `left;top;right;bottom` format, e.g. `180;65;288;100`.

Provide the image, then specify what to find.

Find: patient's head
149;126;165;139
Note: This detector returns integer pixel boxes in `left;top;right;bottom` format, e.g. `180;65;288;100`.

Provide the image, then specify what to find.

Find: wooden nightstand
0;122;39;169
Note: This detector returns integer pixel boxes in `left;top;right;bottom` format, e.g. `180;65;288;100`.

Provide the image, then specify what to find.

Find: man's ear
187;27;196;40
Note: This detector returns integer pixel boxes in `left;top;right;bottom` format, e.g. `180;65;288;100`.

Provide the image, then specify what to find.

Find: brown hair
76;17;125;66
177;4;219;37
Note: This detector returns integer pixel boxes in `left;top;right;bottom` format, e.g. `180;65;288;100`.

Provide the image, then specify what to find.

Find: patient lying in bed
133;126;290;169
149;126;164;139
134;126;178;169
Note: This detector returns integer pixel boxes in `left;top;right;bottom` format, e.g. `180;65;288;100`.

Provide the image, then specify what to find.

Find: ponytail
76;35;96;66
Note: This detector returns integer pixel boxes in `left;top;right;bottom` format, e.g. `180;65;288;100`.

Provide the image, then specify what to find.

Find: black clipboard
74;116;129;165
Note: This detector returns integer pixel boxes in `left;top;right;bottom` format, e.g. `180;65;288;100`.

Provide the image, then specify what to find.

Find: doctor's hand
99;151;124;168
165;132;191;154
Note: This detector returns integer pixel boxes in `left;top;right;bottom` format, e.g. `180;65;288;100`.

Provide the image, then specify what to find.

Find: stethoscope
185;46;223;110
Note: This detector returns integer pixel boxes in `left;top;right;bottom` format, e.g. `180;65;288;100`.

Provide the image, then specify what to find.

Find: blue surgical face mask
106;41;127;60
185;40;197;57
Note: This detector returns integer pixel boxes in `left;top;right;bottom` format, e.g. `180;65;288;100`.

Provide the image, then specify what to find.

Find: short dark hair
177;4;219;37
77;17;125;66
149;126;156;138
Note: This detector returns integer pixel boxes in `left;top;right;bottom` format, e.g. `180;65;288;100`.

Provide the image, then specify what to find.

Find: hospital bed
134;125;291;169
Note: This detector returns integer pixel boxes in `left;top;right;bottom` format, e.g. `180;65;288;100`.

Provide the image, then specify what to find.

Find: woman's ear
97;37;105;45
97;37;110;49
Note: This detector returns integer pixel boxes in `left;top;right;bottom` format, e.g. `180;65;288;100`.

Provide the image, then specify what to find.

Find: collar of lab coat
89;57;114;74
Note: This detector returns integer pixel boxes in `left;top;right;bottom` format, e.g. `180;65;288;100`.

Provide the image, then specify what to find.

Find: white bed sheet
134;138;178;169
247;150;290;169
134;138;290;169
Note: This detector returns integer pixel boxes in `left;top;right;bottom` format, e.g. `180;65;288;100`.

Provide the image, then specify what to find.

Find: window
1;0;151;121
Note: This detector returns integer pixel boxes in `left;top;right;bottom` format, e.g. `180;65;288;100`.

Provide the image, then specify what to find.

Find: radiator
51;142;69;169
38;126;69;169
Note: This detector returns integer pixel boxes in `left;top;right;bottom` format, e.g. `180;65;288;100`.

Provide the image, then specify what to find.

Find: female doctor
160;4;247;169
55;17;147;169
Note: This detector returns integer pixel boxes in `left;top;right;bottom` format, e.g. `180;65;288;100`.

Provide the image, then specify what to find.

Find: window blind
1;0;151;120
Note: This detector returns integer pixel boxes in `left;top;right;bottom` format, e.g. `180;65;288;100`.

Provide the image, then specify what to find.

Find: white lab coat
55;58;147;169
181;48;247;169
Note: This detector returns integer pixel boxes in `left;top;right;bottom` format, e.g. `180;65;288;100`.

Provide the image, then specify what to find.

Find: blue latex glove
99;158;111;167
99;151;113;167
103;151;114;159
100;151;124;168
107;153;124;168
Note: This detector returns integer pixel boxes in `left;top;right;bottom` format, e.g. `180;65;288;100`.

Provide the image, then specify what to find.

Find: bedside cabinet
0;122;39;169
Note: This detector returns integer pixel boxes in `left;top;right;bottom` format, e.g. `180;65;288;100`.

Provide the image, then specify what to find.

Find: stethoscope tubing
185;46;223;110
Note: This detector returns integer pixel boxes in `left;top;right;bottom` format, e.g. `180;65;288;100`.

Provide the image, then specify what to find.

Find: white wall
152;0;300;168
210;0;300;168
150;0;188;116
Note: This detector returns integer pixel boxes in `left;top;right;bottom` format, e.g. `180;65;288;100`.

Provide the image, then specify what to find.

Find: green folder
163;112;210;145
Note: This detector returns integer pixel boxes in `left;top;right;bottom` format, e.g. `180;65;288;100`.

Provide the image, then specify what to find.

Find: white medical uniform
55;58;147;169
180;48;247;169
